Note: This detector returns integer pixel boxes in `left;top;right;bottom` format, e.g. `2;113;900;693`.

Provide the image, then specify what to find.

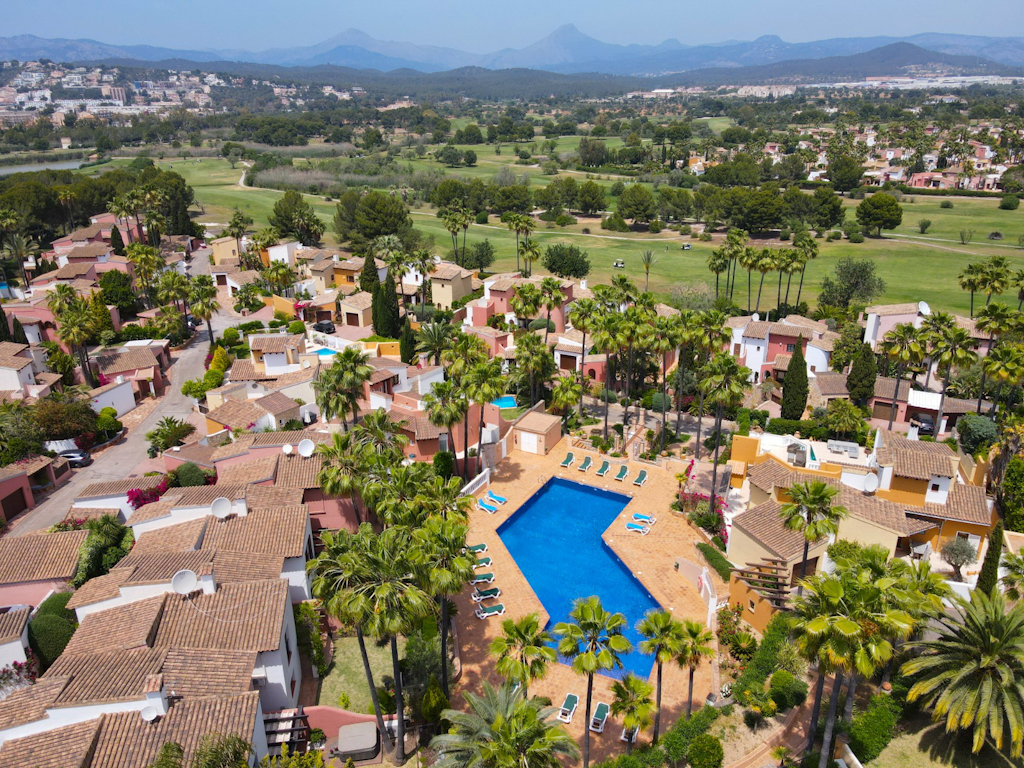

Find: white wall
805;345;830;374
73;494;133;519
262;352;299;376
925;475;952;504
0;365;33;392
742;337;767;382
283;557;311;602
254;605;301;710
89;379;136;418
0;632;27;668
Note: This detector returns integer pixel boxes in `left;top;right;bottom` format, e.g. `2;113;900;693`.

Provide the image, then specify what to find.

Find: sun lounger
557;693;579;723
477;499;498;514
471;572;495;584
472;586;501;602
590;702;610;733
621;727;638;744
578;455;593;473
560;452;575;468
632;513;656;524
474;556;492;569
614;465;629;481
626;522;650;535
595;460;611;477
486;490;507;505
465;543;487;554
633;469;648;487
475;603;505;619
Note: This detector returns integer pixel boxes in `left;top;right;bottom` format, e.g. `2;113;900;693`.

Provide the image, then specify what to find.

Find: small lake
0;160;84;177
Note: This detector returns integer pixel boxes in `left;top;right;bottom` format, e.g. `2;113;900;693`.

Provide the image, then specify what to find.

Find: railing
461;469;491;497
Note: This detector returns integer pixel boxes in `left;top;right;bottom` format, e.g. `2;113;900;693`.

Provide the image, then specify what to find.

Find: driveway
13;303;233;535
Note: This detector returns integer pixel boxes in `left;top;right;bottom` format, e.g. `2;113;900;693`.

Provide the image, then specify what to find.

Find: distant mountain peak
753;34;786;44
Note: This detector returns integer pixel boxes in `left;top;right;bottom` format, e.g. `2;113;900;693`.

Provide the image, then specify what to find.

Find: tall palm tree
538;277;565;347
692;311;729;460
158;270;191;320
753;248;777;315
554;596;631;768
619;305;654;429
880;323;924;430
507;213;524;273
959;262;985;318
262;261;296;296
611;674;656;752
568;297;599;419
780;481;849;594
317;432;368;524
652;315;683;453
224;209;253;261
919;311;957;389
699;353;750;511
423;380;468;472
930;325;977;435
350;407;410;462
442;210;462;265
792;231;818;310
410;249;436;315
706;247;730;300
591;313;623;441
308;526;396;755
430;682;579;768
974;302;1014;414
514;215;536;274
740;246;761;314
902;590;1024;758
519;239;541;278
2;233;38;289
677;619;715;719
414;515;476;700
983;344;1024;418
188;275;220;348
312;347;373;431
149;733;252;768
54;299;97;387
490;613;557;697
639;250;659;293
125;242;162;307
1012;269;1024;311
637;609;685;744
416;320;454;366
510;283;543;329
982;255;1010;306
551;375;583;427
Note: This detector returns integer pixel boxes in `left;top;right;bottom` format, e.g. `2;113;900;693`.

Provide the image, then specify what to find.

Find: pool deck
453;438;722;762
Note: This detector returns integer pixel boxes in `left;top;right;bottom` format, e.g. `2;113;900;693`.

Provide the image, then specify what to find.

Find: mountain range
3;27;1024;76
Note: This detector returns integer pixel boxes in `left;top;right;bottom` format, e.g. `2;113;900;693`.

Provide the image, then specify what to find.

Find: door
519;431;539;454
872;401;895;421
1;488;29;521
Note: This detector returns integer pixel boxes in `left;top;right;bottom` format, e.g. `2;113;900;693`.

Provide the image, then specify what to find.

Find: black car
915;414;935;436
313;320;335;334
59;449;92;468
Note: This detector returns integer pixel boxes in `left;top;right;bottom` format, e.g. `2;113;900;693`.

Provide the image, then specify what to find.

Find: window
810;366;816;373
733;343;741;355
748;599;756;613
957;531;971;541
931;483;941;492
786;344;795;353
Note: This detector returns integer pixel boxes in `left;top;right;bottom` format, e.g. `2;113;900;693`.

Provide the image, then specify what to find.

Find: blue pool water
497;478;660;677
317;348;339;357
492;395;517;409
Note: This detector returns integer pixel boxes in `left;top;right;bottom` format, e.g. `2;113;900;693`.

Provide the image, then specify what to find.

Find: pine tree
11;317;27;345
977;520;1004;594
400;318;416;364
376;273;401;339
359;254;380;295
781;336;809;420
90;293;114;338
109;225;125;256
0;304;11;343
846;343;877;405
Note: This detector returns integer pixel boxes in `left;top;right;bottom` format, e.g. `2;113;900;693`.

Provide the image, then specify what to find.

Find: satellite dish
282;444;293;455
140;706;160;723
171;569;198;595
211;496;232;519
302;360;311;369
751;312;760;322
864;473;880;493
297;439;315;458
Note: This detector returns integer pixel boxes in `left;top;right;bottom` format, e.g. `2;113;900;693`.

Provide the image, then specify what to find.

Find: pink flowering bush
0;655;37;689
127;477;170;510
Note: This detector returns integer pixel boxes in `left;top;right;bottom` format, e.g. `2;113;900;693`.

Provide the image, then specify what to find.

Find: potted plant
309;728;326;749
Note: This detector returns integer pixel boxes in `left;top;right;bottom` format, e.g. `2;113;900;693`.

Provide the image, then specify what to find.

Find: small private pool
491;395;517;409
316;348;340;357
497;477;660;677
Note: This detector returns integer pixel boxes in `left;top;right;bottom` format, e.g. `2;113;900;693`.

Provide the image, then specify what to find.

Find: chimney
142;674;168;716
580;279;588;290
198;566;217;595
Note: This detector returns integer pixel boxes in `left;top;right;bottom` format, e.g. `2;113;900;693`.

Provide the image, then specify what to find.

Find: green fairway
85;156;1024;315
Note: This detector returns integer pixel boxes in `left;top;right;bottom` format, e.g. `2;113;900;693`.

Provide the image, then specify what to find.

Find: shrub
848;695;902;763
765;418;817;436
648;218;663;233
917;218;932;234
769;670;809;710
1001;194;1020;210
699;232;713;241
174;462;209;487
555;214;577;226
989;231;1004;240
733;614;791;700
940;200;954;209
661;706;720;765
222;328;240;345
475;211;489;224
433;451;455;480
730;631;757;660
601;212;631;232
36;592;75;623
957;412;998;456
779;228;790;241
687;734;724;768
696;543;732;581
847;232;865;243
28;614;75;672
827;539;864;562
528;318;555;332
238;320;265;333
420;674;448;723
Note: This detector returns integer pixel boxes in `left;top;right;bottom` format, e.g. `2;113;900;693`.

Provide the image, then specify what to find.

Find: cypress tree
377;273;401;339
109;225;125;256
11;317;27;345
781;336;809;420
846;343;877;406
359;254;380;295
400;318;416;364
0;304;11;343
977;520;1004;594
370;283;381;335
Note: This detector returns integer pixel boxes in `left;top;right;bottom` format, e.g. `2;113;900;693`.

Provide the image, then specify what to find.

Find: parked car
914;414;935;436
59;449;92;468
313;320;336;334
612;259;626;269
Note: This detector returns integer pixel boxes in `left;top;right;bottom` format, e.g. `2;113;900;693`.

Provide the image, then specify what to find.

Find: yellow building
210;236;241;266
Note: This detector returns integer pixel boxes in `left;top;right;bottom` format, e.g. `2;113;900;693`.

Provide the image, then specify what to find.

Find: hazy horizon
5;0;1024;54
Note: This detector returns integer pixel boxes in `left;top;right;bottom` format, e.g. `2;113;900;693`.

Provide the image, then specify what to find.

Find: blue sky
7;0;1024;52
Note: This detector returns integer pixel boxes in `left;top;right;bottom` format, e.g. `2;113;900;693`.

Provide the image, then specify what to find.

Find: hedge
768;670;809;711
35;592;75;623
687;734;724;768
696;543;733;581
591;706;720;768
765;418;818;436
732;614;792;700
28;614;75;672
848;694;902;763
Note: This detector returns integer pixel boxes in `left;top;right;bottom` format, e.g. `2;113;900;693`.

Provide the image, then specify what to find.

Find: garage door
872;402;895;421
1;488;28;521
519;431;539;454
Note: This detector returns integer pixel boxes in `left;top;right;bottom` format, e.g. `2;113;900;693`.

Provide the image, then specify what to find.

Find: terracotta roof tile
0;607;30;644
813;372;849;397
43;647;167;707
77;475;165;501
215;455;279;485
0;676;72;731
0;716;100;768
875;431;958;480
129;518;207;556
95;347;160;375
159;647;257;698
245;485;304;508
732;500;816;561
339;291;373;311
864;302;922;317
226;359;276;382
249;333;304;353
62;595;166;656
273;454;324;489
201;506;309;559
205;398;269;431
255;391;299;415
0;531;89;584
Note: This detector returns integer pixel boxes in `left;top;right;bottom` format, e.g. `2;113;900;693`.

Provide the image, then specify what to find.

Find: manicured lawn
872;714;1024;768
317;634;405;714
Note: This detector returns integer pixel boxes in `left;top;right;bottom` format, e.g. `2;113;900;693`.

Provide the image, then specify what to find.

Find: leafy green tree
781;340;808;419
269;190;324;246
617;184;657;223
373;273;401;339
846;343;877;405
576;180;606;215
437;145;463;166
336;191;412;253
941;537;978;581
976;521;1004;594
98;269;138;317
819;258;886;310
825;398;863;438
829;155;865;193
109;224;125;256
464;240;495;271
855;193;903;236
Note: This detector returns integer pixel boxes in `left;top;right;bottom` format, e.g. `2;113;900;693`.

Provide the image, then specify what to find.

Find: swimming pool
497;478;660;677
317;348;339;357
492;395;517;409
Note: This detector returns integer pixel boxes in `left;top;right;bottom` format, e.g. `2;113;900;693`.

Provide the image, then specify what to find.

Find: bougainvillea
126;477;170;510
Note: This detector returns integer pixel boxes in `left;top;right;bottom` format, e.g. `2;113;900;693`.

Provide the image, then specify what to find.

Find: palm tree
611;674;656;752
309;527;396;756
188;275;220;348
1012;269;1024;311
465;358;505;476
430;682;579;768
519;238;541;278
410;249;436;315
262;261;296;296
637;609;685;744
510;282;543;330
591;313;622;441
983;344;1024;418
490;613;557;697
740;246;761;313
706;247;730;300
507;213;524;272
674;619;714;720
792;231;818;310
148;734;252;768
317;432;368;524
417;320;454;365
423;380;468;472
513;215;536;274
568;297;599;419
125;242;162;307
350;407;410;462
414;515;476;700
619;306;654;429
974;302;1014;414
539;277;565;347
919;311;957;389
880;323;924;430
931;325;977;435
902;590;1024;758
699;353;750;511
639;249;659;292
551;375;583;427
54;299;97;387
652;315;683;453
753;248;777;315
959;262;985;318
158;270;191;320
2;233;38;289
554;596;632;768
1001;551;1024;600
780;481;849;594
224;209;253;261
312;346;373;431
442;210;462;265
982;255;1010;305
